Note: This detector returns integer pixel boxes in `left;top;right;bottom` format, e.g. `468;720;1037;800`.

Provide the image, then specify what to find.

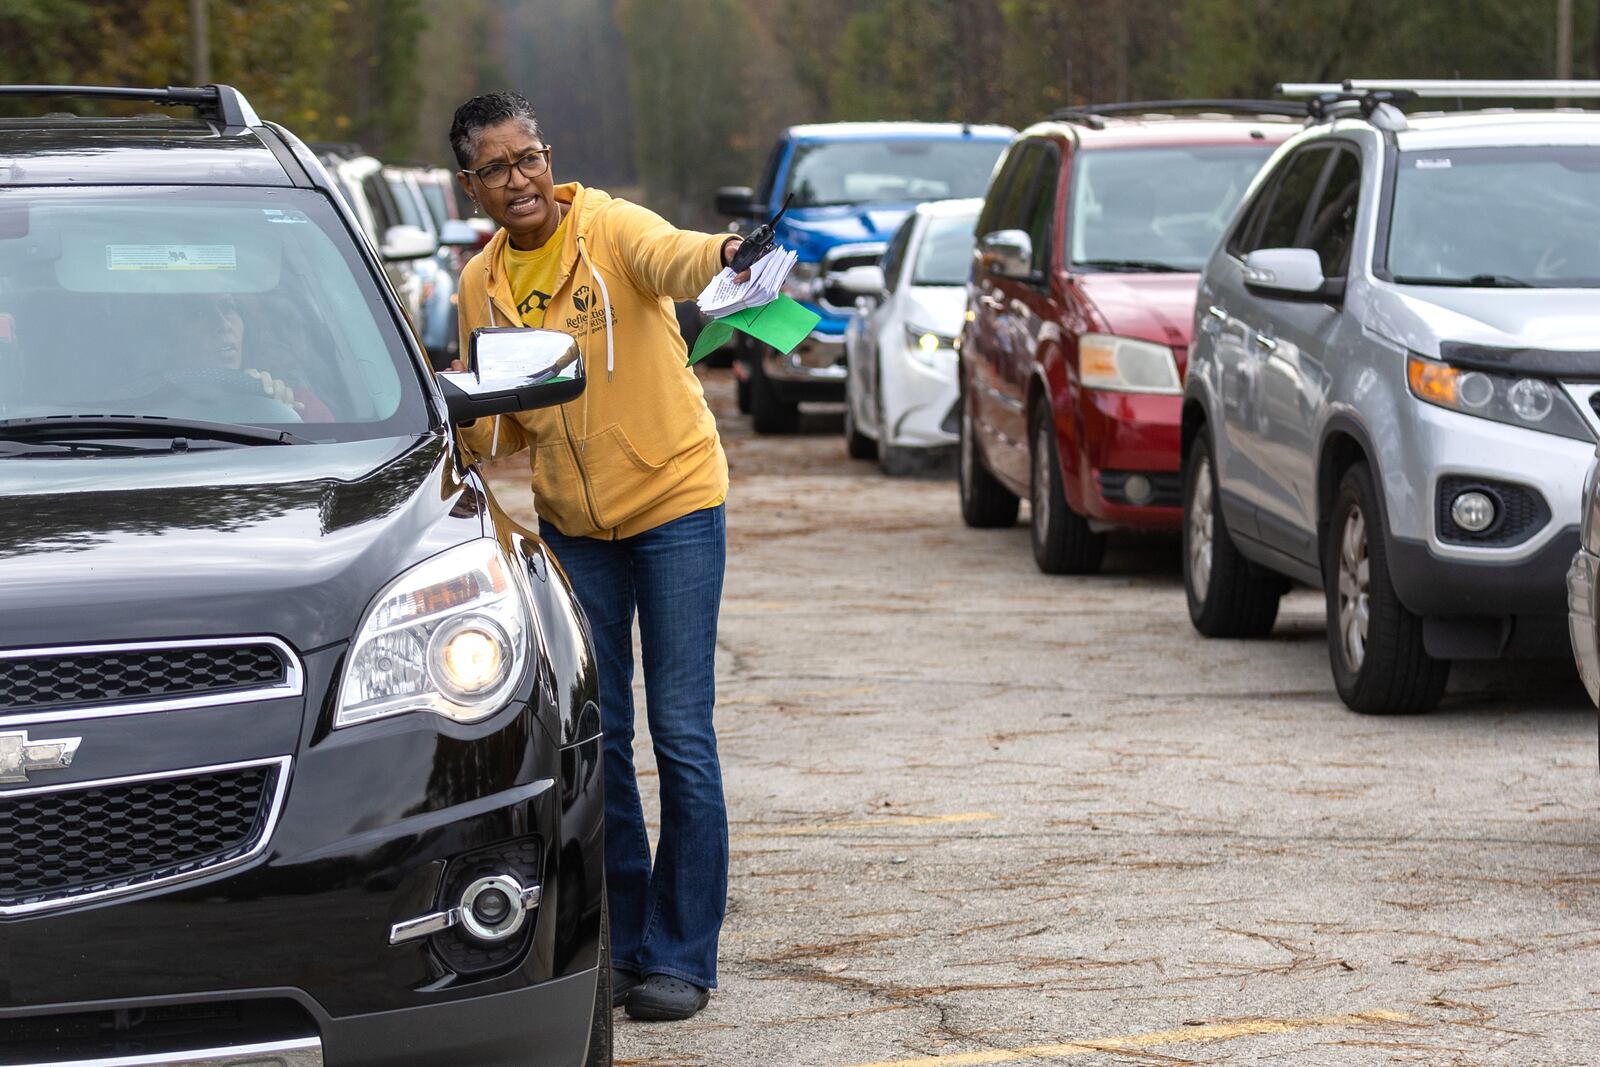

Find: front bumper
881;346;959;449
1068;390;1182;530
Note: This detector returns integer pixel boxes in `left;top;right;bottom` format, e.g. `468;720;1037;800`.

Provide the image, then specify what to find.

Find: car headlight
335;539;531;728
1406;354;1592;442
1077;334;1181;394
904;325;957;368
780;260;819;302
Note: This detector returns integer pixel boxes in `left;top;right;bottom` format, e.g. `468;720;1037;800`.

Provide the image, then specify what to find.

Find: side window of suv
1304;148;1362;278
1024;145;1060;273
977;144;1029;236
1246;146;1333;253
880;216;915;291
991;144;1043;234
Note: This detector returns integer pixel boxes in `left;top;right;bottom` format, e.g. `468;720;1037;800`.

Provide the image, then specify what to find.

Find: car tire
958;394;1018;528
749;358;799;434
844;397;877;460
1183;434;1284;637
584;887;613;1067
1324;462;1450;713
1030;405;1105;574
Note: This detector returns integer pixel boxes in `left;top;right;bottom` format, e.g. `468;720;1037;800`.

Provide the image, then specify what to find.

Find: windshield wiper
1077;259;1188;273
0;415;310;447
1394;273;1534;288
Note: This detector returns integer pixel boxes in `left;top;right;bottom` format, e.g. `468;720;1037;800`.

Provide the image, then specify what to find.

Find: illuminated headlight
905;325;957;368
336;539;531;728
1406;354;1592;442
1078;334;1181;394
780;261;820;302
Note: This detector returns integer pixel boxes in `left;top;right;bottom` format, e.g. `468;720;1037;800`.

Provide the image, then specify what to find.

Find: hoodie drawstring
575;235;615;383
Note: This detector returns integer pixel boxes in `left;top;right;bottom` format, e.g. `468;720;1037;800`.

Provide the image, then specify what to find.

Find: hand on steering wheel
242;368;305;414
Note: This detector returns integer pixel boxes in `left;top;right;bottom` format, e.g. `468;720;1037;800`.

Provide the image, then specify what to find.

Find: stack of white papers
696;246;798;318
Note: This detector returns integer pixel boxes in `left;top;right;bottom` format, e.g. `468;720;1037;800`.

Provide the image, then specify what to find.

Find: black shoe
611;967;643;1009
624;974;711;1021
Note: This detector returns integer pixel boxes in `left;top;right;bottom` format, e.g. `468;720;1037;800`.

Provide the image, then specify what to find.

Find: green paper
687;295;822;366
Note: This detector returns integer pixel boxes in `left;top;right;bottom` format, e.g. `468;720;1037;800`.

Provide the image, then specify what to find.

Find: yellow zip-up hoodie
455;183;730;540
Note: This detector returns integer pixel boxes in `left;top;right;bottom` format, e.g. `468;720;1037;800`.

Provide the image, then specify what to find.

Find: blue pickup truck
716;121;1014;433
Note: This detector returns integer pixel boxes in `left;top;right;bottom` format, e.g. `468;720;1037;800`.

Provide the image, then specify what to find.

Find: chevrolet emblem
0;729;81;785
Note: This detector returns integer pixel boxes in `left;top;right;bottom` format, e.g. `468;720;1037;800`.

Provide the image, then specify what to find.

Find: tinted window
1025;147;1059;272
977;143;1028;235
880;216;915;290
1386;145;1600;287
912;210;981;286
1252;147;1332;251
1069;144;1278;271
1305;149;1361;277
784;138;1007;208
0;187;427;441
992;144;1043;233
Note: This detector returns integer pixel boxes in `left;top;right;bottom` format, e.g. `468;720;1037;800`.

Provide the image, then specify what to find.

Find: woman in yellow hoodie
450;92;742;1022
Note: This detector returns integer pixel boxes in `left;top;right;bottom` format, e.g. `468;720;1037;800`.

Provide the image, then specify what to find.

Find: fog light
472;887;511;925
1451;490;1496;533
1124;474;1153;505
459;874;538;942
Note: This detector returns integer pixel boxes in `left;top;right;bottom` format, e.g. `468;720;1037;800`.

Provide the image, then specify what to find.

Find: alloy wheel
1188;456;1214;598
1337;507;1371;671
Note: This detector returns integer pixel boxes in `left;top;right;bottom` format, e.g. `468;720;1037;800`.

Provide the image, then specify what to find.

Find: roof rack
1046;99;1304;130
1277;79;1600;129
0;84;260;130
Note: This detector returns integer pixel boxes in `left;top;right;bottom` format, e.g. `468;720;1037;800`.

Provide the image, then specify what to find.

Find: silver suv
1182;81;1600;714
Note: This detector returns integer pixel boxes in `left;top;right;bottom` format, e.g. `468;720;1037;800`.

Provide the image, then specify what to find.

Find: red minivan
959;102;1298;573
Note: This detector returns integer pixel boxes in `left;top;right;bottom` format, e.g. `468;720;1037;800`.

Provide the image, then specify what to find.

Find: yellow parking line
844;1010;1413;1067
733;812;997;840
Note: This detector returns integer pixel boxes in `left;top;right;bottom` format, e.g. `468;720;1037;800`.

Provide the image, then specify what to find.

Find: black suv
0;85;610;1066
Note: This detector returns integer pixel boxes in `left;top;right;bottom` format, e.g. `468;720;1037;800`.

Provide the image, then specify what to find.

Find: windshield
1069;144;1276;271
1386;146;1600;287
784;139;1005;208
912;212;980;286
0;187;428;442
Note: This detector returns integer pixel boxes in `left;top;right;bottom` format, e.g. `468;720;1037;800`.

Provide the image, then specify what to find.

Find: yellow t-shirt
501;212;571;327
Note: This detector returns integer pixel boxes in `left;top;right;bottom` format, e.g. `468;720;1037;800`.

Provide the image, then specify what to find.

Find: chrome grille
0;757;290;916
0;638;299;723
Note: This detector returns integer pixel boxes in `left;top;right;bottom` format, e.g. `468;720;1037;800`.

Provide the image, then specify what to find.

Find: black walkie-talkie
728;192;794;274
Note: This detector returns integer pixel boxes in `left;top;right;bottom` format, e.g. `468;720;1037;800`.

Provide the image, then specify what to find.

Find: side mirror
438;327;585;423
1242;248;1327;297
829;264;885;298
715;186;759;219
979;229;1038;281
382;224;437;261
438;218;479;247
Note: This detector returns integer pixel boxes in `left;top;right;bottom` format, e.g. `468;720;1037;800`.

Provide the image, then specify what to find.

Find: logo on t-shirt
572;285;592;313
518;288;552;319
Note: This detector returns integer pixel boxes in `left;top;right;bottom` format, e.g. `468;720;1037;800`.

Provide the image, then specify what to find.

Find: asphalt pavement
491;369;1600;1067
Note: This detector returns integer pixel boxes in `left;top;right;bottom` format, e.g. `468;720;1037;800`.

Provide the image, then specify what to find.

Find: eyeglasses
462;147;553;189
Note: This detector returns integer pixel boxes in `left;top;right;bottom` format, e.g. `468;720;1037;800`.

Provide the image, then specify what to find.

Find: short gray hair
449;92;542;169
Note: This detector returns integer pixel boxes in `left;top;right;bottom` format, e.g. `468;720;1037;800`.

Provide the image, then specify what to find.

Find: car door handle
1254;334;1278;352
1207;305;1228;321
980;294;1004;311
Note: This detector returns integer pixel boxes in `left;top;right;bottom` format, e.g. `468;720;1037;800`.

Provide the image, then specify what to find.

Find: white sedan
844;198;980;475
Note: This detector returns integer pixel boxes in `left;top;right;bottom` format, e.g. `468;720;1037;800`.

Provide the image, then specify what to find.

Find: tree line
2;0;1596;226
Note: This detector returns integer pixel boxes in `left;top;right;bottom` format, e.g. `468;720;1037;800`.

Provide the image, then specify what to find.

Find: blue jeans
540;505;728;989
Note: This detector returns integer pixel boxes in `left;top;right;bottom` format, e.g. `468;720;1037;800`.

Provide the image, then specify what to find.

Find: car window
1070;144;1279;271
880;216;915;291
977;144;1028;236
362;172;400;236
1251;146;1333;252
784;138;1006;207
1385;145;1600;287
991;143;1043;234
911;211;980;286
385;175;424;230
0;187;428;441
1304;149;1362;278
1025;146;1060;272
418;180;451;228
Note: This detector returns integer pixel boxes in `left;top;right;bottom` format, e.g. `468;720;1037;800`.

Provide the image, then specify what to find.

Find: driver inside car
169;292;333;422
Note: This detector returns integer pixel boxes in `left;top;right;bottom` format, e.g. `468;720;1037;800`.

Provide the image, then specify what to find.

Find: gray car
1182;81;1600;714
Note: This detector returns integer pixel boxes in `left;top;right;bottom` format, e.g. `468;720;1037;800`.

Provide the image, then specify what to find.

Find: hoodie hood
0;436;485;651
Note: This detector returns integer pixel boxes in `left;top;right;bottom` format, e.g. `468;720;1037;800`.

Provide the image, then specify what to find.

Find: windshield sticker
1414;158;1453;169
105;244;238;271
261;209;310;225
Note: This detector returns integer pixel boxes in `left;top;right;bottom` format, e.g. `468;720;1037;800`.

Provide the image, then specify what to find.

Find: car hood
0;434;486;652
1076;272;1201;351
900;285;969;336
779;203;916;260
1369;285;1600;358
